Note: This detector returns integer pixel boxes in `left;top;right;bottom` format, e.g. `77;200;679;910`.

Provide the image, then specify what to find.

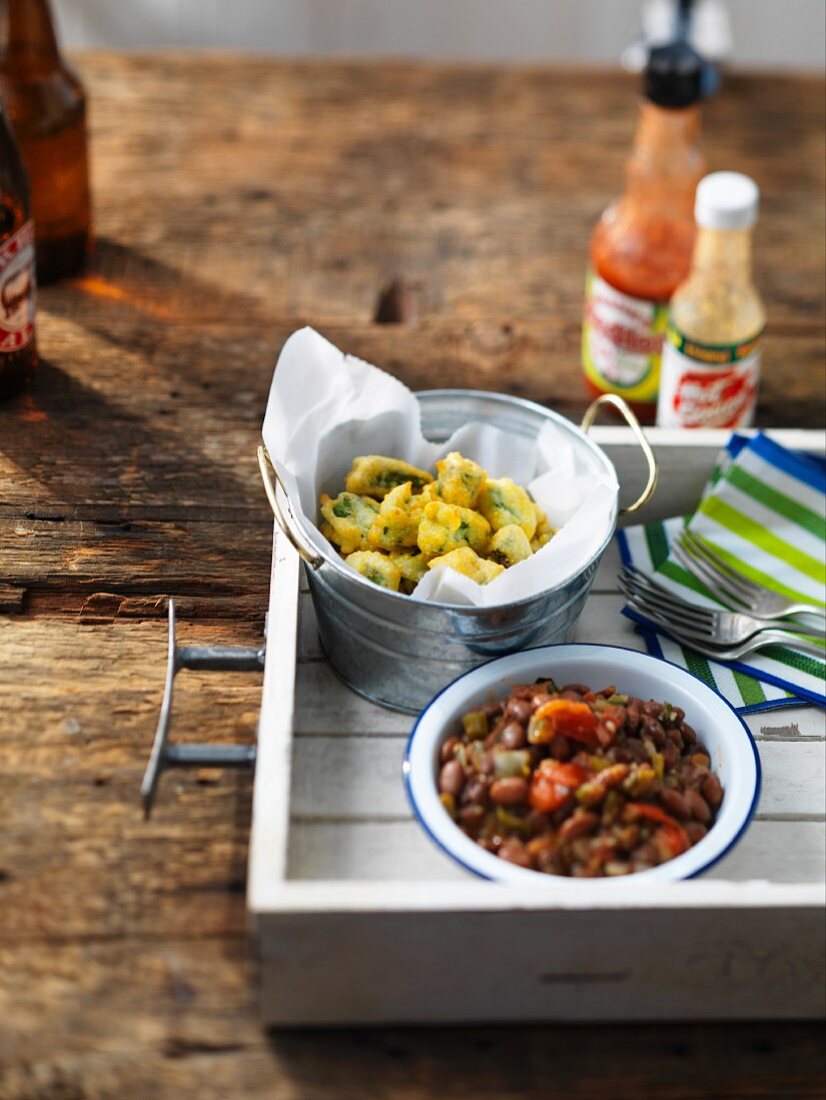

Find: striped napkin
617;432;826;714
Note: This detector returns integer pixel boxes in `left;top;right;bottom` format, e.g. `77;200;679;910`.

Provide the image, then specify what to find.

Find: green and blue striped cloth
617;433;826;714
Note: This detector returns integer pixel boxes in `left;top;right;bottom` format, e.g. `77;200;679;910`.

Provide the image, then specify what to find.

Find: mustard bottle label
657;325;763;429
582;270;668;404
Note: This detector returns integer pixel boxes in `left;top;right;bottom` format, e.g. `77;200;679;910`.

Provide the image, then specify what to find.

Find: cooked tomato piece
530;699;600;746
529;760;591;813
623;802;691;857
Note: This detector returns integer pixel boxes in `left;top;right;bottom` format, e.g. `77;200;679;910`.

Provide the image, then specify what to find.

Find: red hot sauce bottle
582;43;704;423
0;99;37;399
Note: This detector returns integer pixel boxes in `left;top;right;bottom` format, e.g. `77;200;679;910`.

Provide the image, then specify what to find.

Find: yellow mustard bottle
657;172;765;428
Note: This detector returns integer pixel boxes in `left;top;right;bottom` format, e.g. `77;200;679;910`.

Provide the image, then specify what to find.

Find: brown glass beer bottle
0;101;37;398
0;0;90;283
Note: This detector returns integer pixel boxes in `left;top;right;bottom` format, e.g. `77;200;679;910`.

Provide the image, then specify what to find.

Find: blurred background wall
55;0;826;68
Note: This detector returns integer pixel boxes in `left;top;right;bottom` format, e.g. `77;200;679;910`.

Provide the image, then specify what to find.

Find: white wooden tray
249;428;826;1026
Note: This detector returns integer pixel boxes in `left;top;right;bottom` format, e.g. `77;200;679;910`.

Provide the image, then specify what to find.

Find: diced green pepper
462;710;489;741
493;749;531;779
495;806;531;834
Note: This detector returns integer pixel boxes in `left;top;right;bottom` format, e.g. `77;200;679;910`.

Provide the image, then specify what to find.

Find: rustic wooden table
1;55;824;1099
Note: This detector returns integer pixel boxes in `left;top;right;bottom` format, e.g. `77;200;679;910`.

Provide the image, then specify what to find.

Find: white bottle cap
695;172;759;230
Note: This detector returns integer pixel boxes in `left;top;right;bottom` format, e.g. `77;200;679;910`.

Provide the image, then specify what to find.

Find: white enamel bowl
403;644;761;885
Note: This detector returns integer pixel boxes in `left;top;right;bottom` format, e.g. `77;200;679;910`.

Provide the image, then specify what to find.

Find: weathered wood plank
2;52;825;1092
288;737;825;821
285;818;826;884
2;935;824;1099
74;59;825;331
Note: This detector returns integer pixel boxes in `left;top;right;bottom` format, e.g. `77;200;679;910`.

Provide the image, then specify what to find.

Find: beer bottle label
582;270;668;404
0;220;36;353
657;326;763;429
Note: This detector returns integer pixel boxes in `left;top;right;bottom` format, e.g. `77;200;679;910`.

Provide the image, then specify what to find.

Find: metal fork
620;567;826;650
674;529;826;623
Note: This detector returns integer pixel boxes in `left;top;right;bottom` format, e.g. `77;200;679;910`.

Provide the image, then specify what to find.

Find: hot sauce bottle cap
695;172;760;230
644;42;703;108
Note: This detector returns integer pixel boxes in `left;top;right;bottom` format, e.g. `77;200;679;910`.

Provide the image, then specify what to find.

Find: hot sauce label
0;221;36;353
657;326;763;429
582;271;668;404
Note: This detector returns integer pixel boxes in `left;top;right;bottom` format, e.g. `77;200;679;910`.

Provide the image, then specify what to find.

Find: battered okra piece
434;451;486;508
367;481;420;551
344;550;402;592
427;546;504;585
488;523;533;566
417;500;490;557
320;492;379;555
389;549;430;593
344;455;433;500
477;477;537;540
530;502;556;552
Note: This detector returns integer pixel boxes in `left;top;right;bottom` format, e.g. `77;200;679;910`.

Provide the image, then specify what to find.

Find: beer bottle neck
1;0;61;71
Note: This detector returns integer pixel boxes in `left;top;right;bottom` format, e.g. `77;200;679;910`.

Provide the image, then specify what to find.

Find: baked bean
643;700;664;717
563;683;591;695
685;789;712;824
505;697;533;724
558;811;599;843
702;772;724;808
498;839;533;868
661;741;681;770
481;700;504;718
489;777;529;805
548;733;571;760
500;722;527;749
666;726;684;750
624;738;650;764
681;723;697;745
463;777;489;806
438;759;465;797
625;702;641;734
511;684;535;700
643;717;666;747
685;821;708;844
439;736;460;764
458;804;486;832
660;788;690;819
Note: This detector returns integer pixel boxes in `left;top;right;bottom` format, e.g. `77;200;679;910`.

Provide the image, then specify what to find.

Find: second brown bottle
0;0;91;283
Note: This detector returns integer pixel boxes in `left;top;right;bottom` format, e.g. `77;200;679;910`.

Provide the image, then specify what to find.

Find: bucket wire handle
257;445;324;568
580;394;658;515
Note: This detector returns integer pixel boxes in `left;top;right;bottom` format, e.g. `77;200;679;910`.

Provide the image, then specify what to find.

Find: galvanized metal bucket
259;390;657;713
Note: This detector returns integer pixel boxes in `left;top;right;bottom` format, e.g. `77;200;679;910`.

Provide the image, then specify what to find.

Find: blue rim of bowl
402;642;762;884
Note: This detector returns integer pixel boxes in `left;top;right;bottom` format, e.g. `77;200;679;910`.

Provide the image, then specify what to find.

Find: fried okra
367;482;420;551
345;455;433;499
488;524;533;567
434;451;485;508
320;450;558;594
477;477;537;540
389;549;430;593
530;502;556;552
320;492;379;555
427;546;505;585
417;500;490;557
344;550;402;591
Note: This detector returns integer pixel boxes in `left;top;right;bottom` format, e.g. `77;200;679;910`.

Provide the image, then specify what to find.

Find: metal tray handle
257;445;324;568
581;394;659;515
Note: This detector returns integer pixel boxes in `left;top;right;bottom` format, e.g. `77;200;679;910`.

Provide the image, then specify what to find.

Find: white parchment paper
262;327;618;606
